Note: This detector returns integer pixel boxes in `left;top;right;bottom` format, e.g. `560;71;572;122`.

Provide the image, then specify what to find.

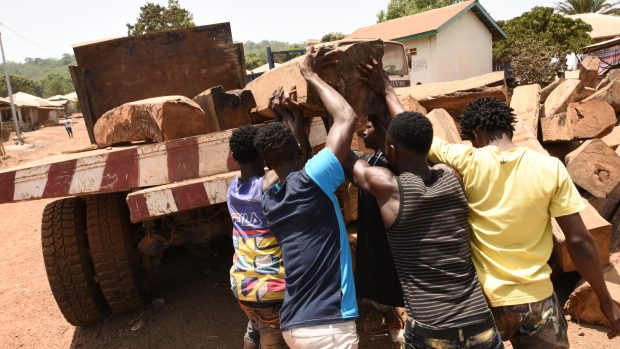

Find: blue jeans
404;320;504;349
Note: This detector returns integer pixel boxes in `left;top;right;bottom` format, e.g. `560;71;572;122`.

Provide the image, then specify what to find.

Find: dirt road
0;121;617;348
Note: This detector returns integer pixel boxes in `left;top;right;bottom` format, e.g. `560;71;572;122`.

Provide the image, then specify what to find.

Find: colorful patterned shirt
227;175;285;303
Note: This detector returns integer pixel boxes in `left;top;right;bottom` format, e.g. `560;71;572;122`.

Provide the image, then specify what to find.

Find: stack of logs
396;57;620;328
90;41;619;329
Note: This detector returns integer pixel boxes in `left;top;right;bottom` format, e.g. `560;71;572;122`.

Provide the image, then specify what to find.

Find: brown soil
0;122;618;348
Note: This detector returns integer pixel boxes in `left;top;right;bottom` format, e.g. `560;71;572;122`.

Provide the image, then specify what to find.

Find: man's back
227;176;285;303
262;148;357;331
387;169;490;328
430;140;585;307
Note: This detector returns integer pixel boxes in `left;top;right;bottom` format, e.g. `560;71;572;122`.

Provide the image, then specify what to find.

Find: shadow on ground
67;242;400;349
70;244;248;349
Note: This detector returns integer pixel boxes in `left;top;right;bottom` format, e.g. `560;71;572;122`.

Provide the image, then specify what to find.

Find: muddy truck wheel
86;193;148;314
41;197;109;326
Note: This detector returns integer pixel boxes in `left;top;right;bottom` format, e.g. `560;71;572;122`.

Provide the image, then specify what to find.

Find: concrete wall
404;36;437;83
402;10;493;83
435;10;493;81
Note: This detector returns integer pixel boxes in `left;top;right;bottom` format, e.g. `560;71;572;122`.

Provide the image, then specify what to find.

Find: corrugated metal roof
346;0;506;43
6;92;65;109
568;13;620;41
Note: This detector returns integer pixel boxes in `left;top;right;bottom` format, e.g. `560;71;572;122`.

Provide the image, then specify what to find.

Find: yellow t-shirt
429;138;586;307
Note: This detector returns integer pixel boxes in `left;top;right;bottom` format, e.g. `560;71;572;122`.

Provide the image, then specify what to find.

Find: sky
0;0;558;63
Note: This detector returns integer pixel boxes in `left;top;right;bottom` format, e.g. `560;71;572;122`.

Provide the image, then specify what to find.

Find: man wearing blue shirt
254;46;359;349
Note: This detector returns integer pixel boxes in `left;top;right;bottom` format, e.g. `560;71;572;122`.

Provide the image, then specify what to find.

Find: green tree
509;38;563;86
127;0;195;36
245;52;264;71
0;75;41;97
40;73;73;98
493;7;592;63
555;0;620;15
377;0;463;22
321;32;345;42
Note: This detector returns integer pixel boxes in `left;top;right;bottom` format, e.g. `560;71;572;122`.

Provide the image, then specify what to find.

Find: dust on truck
0;23;407;327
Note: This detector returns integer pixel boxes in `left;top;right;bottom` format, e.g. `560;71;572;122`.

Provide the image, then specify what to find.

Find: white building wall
403;36;437;84
434;11;493;82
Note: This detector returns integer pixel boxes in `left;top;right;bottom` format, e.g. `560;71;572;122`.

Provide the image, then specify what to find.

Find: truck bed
0;118;327;205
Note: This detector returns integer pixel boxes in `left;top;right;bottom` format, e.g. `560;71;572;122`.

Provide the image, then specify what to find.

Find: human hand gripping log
268;86;312;161
300;45;358;163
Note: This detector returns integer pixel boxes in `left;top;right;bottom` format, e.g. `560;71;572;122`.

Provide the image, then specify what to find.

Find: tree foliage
127;0;195;36
5;54;76;82
555;0;620;15
321;32;345;43
0;75;41;97
40;73;74;98
509;38;563;86
377;0;463;22
493;7;592;64
243;40;305;71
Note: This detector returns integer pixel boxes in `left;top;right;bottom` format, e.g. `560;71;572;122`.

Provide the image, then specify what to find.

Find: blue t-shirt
262;148;358;330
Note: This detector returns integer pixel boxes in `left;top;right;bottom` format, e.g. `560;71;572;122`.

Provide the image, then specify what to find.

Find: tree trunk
544;79;582;117
426;109;461;144
193;86;255;132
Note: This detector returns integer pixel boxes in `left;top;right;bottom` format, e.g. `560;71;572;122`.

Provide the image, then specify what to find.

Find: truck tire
86;193;147;314
41;197;109;326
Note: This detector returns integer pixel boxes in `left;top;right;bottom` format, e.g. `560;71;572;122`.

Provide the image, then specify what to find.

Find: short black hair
229;125;260;164
253;122;298;165
388;112;433;154
460;98;516;140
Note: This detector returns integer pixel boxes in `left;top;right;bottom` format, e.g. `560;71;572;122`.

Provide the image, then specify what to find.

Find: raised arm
358;58;405;118
556;214;620;338
344;152;400;227
300;46;358;163
269;86;312;161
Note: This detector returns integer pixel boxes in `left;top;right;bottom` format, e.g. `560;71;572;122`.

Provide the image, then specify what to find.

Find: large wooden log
540;78;564;104
193;86;255;132
395;71;507;117
602;126;620;150
512;118;612;272
510;84;541;136
552;201;612;272
541;100;616;142
426;109;461;144
94;96;208;147
579;56;601;91
244;40;384;121
544;79;582;117
72;24;246;127
565;252;619;327
566;139;620;199
541;113;573;142
583;79;620;113
397;94;427;115
569;100;616;139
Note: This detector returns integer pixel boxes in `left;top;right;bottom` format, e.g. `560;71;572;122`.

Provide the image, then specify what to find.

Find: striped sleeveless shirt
387;170;490;328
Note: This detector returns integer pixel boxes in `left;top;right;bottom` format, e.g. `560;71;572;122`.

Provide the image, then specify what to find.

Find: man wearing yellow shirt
358;59;620;348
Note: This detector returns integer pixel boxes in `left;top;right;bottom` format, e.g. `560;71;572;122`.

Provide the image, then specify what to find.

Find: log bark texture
541;100;616;142
566;139;620;199
94;96;207;147
583;79;620;113
544;79;582;117
244;40;385;121
395;71;507;117
426;109;461;144
568;100;616;140
602;126;620;150
193;86;255;132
